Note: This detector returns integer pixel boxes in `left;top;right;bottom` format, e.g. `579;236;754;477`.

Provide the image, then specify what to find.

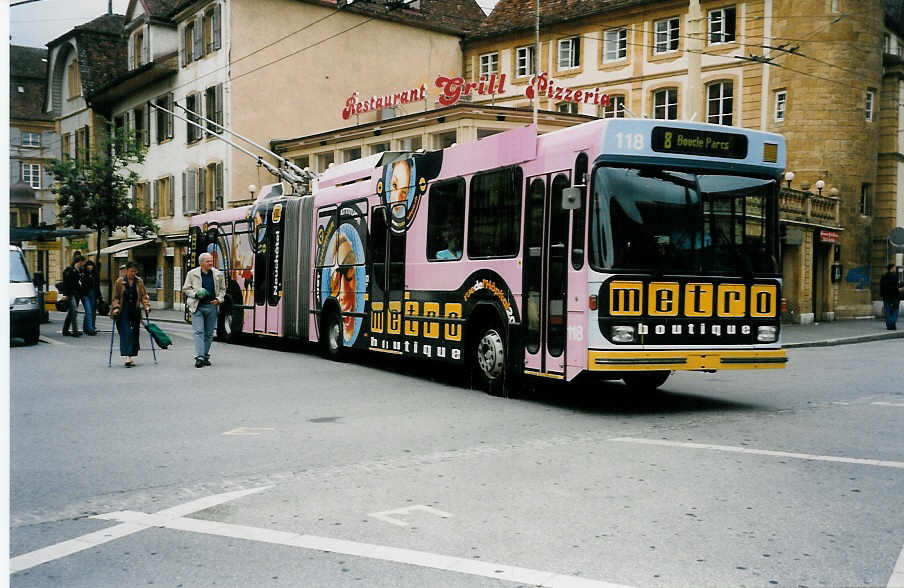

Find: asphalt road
9;320;904;587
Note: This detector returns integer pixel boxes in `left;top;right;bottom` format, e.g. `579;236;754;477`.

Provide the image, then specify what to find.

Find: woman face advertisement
319;222;366;345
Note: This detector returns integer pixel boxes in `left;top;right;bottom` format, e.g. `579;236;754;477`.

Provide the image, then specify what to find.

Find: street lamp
248;184;257;200
815;179;825;196
784;171;795;188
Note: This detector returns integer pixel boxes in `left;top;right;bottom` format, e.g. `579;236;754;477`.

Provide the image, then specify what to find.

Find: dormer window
129;26;149;70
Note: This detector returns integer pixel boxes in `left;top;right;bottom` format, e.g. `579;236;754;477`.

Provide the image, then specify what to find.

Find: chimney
108;0;113;14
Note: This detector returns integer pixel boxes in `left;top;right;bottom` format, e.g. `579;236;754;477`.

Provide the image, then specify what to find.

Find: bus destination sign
651;126;748;159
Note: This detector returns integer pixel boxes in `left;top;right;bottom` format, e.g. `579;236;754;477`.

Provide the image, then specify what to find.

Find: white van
9;245;41;344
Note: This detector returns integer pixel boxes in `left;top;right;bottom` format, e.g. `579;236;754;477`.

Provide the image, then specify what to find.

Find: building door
523;172;571;378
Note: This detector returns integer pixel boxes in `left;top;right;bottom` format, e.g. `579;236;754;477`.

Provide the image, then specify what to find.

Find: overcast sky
10;0;132;48
9;0;499;49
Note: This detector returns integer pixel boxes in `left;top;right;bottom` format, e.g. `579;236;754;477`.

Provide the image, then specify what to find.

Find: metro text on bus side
187;117;787;396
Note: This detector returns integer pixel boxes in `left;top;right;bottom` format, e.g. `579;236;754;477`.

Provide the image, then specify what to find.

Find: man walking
182;252;226;367
880;263;903;330
61;254;86;336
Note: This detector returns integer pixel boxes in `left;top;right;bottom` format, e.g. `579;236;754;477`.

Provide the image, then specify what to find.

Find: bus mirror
562;186;582;210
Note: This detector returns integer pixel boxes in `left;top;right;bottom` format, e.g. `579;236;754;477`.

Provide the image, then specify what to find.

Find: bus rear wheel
472;325;511;397
323;312;345;361
219;306;243;343
622;371;670;392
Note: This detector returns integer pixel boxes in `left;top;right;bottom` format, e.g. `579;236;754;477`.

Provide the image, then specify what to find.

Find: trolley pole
533;0;539;126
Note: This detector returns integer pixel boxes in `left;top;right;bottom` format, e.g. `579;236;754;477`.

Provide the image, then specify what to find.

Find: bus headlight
757;325;777;343
611;325;636;343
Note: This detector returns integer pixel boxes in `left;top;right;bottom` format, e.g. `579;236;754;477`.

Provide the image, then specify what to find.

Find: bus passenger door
370;205;406;352
523;172;571;378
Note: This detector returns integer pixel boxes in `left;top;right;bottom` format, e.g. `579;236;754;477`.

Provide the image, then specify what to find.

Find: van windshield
9;250;32;283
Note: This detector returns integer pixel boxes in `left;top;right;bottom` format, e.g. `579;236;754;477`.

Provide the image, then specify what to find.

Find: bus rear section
582;120;788;390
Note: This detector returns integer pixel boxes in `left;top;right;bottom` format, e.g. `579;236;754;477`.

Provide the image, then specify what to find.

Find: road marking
9;486;271;574
369;504;453;527
872;402;904;408
221;427;276;436
609;438;904;469
889;543;904;588
89;511;633;588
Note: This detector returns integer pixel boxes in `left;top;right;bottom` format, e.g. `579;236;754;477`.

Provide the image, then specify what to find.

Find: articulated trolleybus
189;118;787;395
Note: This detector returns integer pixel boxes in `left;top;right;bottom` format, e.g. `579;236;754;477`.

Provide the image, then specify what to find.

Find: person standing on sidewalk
80;259;101;335
880;263;903;330
61;254;86;337
182;252;225;368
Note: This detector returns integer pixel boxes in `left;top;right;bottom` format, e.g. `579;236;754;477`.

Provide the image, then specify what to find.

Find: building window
205;84;224;136
556;102;578;114
61;132;72;160
654;17;680;54
155;93;174;143
885;34;891;54
516;45;536;77
183;19;199;66
708;7;736;44
130;27;146;70
186;93;201;143
558;36;581;69
865;89;875;122
369;142;390;155
477;129;502;139
653;88;678;119
154;176;175;217
316;151;334;172
134;182;150;213
601;95;626;118
343;146;362;162
860;183;872;215
133;104;148;147
774;90;787;122
75;126;89;164
435;130;457;149
21;131;41;147
203;162;224;210
399;136;422;151
66;59;81;99
706;81;733;125
479;52;499;76
293;155;310;170
604;28;628;62
21;163;41;189
831;0;840;12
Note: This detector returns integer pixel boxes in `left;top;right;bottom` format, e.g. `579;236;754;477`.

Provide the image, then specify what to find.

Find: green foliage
47;123;158;241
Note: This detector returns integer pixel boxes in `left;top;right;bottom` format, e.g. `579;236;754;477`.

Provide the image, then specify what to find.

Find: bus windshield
589;165;779;275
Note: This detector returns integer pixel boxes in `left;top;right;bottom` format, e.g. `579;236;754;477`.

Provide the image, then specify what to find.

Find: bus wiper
637;169;696;189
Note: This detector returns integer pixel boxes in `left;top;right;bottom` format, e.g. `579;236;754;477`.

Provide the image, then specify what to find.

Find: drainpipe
686;0;703;121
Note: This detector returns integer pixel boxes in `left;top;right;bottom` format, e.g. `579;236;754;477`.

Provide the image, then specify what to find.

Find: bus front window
589;166;778;275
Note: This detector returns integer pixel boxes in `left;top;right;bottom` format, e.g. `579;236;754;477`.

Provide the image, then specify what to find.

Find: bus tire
323;311;345;361
622;371;670;392
471;324;511;397
219;305;243;343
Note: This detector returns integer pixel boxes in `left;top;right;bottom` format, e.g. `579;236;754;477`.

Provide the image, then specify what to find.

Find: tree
47;122;157;294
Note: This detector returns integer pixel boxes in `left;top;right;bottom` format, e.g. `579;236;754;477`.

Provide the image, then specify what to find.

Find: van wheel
472;324;512;397
622;371;670;391
24;324;39;345
323;312;345;361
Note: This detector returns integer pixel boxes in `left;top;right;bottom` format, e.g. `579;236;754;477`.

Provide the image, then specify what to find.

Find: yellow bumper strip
588;349;787;371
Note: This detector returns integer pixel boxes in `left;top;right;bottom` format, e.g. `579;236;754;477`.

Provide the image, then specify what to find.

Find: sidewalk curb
784;330;904;349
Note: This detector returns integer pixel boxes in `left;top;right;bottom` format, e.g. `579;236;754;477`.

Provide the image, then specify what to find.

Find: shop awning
98;238;155;255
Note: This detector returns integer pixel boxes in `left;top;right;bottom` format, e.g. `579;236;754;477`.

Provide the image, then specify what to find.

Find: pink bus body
189;118;788;394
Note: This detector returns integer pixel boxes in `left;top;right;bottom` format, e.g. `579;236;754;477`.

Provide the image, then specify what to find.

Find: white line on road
369;504;453;527
889;544;904;588
90;510;633;588
872;402;904;408
8;486;272;574
609;438;904;469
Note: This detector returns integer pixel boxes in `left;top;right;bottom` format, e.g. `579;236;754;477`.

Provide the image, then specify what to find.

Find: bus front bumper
588;349;787;371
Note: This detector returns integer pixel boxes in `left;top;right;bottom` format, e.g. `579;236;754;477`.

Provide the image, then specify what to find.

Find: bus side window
426;178;466;261
571;152;588;269
371;207;387;292
468;166;523;258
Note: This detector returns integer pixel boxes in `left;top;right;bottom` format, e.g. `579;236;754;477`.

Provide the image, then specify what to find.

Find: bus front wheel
622;371;670;391
323;312;345;361
472;325;510;397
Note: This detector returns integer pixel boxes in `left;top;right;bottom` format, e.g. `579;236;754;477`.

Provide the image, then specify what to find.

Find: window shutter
198;166;207;212
167;93;174;139
142;24;150;64
187;169;198;213
169;175;175;216
213;3;221;50
82;125;90;154
193;15;203;60
128;33;135;69
144;104;151;147
182;172;187;214
180;24;187;66
215;162;223;209
151;180;157;216
215;83;224;132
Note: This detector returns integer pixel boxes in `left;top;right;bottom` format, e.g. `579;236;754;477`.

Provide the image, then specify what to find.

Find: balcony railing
779;188;840;227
